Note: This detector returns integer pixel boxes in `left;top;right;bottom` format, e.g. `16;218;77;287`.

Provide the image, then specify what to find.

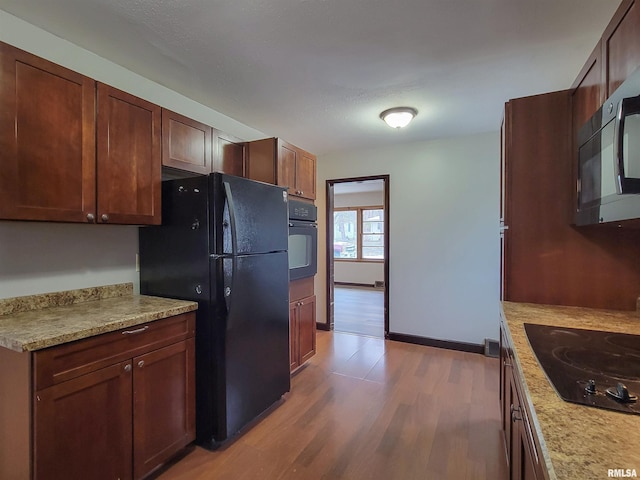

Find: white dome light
380;107;418;128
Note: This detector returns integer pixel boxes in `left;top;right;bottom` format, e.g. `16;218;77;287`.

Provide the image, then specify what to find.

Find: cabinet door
289;302;299;372
214;130;246;176
277;141;298;196
603;0;640;97
0;42;96;222
34;361;133;480
296;150;317;200
133;338;195;480
97;83;161;225
162;109;212;174
298;295;317;364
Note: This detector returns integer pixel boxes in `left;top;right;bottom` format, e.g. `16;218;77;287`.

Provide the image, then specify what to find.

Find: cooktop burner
524;323;640;415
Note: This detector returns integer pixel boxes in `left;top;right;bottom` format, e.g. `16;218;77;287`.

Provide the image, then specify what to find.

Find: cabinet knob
86;213;95;222
101;213;109;222
124;364;132;373
137;360;145;368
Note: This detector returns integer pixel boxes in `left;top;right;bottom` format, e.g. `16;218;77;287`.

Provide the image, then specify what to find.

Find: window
333;207;384;260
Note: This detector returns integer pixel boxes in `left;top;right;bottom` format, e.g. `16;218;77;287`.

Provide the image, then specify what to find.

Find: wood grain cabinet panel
0;42;162;225
289;277;316;372
30;313;196;480
162;109;212;175
33;361;133;480
247;137;317;200
500;323;545;480
0;42;96;222
97;83;161;225
503;91;640;310
602;0;640;97
214;129;246;176
133;338;196;479
297;295;317;364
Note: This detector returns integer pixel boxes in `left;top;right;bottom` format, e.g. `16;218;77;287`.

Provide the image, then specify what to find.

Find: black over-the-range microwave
576;67;640;226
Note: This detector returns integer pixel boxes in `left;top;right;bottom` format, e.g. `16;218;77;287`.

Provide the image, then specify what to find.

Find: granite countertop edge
501;301;640;480
0;285;198;353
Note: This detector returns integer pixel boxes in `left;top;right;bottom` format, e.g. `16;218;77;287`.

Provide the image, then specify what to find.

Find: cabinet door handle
503;360;512;367
137;360;145;368
122;325;149;335
510;404;522;422
124;364;132;373
86;213;95;222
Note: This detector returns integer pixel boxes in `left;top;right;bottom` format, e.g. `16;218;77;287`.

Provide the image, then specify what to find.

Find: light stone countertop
0;283;198;352
502;301;640;480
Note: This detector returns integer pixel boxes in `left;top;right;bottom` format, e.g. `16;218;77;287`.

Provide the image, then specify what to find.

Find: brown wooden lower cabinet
3;312;196;480
500;322;545;480
289;294;316;372
289;277;317;372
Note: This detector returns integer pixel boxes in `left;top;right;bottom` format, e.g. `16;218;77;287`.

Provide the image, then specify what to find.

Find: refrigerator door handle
223;181;238;255
222;181;238;318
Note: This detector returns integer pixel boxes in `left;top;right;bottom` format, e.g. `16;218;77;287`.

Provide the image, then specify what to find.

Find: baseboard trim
387;332;484;355
334;282;375;288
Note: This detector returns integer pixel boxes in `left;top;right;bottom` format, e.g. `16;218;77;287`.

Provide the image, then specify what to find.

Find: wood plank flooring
334;286;384;338
157;331;508;480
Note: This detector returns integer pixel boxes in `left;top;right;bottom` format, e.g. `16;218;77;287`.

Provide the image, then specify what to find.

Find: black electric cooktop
524;323;640;415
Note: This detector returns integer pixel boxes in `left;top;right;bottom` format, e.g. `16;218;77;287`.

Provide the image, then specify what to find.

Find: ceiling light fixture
380;107;418;129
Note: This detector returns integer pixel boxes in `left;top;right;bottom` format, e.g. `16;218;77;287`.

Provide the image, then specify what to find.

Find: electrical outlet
135;253;140;272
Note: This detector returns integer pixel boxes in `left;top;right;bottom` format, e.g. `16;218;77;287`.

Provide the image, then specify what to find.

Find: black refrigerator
139;173;290;449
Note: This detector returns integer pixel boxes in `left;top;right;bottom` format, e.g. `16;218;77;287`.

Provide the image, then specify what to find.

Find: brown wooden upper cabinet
161;109;246;177
97;84;161;225
161;109;213;175
247;138;316;201
0;42;161;225
602;0;640;98
0;42;97;223
214;129;246;177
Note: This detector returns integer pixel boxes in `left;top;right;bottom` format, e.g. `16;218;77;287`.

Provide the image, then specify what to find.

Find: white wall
317;132;501;345
0;11;265;299
0;222;139;299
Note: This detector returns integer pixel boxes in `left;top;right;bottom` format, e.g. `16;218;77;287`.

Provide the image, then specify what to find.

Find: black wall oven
288;199;317;281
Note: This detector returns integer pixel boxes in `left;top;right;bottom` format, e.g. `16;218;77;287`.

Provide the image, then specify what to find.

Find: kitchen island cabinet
500;302;640;479
0;284;197;480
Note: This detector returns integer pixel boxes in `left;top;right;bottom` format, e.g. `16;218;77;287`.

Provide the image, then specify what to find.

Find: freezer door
220;250;290;439
214;174;289;255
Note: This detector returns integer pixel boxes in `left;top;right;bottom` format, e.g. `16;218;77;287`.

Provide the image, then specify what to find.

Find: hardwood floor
157;331;508;480
334;286;384;338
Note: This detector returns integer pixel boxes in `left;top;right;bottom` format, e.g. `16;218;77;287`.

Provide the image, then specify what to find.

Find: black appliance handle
223;181;239;255
614;95;640;194
222;181;238;317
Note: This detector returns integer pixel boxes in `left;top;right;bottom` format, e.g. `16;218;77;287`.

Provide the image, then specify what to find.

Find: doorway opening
326;175;389;338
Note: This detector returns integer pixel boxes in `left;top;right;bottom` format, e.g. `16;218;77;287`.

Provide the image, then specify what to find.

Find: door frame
325;175;390;337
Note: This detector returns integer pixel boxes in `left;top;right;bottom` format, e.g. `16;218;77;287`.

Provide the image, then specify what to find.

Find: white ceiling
0;0;620;156
334;179;384;195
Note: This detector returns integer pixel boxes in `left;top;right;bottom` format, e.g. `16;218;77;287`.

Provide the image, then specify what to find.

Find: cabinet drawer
34;312;195;390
